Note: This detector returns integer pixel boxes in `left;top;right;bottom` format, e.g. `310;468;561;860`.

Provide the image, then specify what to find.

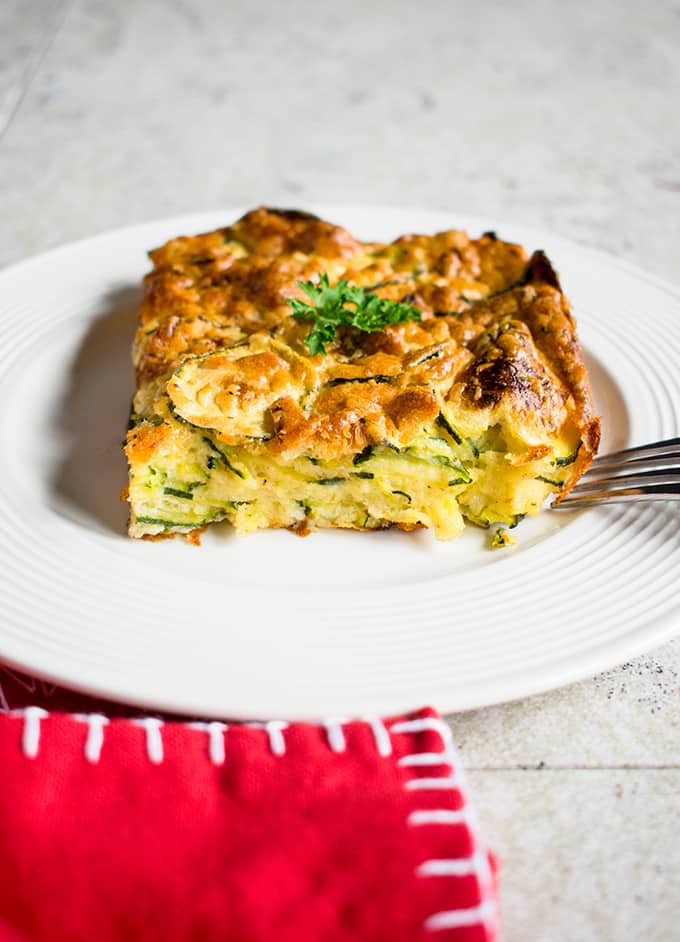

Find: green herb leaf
290;272;421;354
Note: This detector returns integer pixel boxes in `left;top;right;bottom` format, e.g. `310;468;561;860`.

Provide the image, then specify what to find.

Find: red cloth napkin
0;668;498;941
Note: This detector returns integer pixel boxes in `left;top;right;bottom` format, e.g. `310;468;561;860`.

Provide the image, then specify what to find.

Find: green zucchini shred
326;375;392;387
313;477;345;485
202;437;246;478
436;412;463;444
135;516;194;530
467;438;481;458
148;466;167;484
410;349;443;366
554;442;582;467
391;490;412;502
163;487;195;500
430;455;471;480
353;446;374;466
135;509;229;530
427;436;450;447
167;402;192;427
352;471;374;479
429;454;455;468
491;528;513;549
535;474;564;488
162;481;204;500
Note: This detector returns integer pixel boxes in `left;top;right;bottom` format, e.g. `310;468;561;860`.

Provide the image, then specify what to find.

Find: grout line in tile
466;764;680;772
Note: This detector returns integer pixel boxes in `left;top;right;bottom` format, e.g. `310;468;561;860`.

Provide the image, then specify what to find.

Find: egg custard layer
124;207;600;541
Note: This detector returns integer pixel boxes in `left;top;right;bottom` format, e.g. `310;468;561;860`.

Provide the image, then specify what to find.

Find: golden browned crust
134;208;527;383
128;207;599;479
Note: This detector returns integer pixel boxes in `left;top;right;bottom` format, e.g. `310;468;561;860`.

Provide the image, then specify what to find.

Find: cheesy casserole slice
125;208;600;542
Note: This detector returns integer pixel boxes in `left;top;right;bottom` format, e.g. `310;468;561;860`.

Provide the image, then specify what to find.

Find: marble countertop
2;1;679;938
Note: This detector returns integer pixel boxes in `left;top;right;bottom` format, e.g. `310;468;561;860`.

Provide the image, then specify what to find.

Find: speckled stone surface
2;1;679;938
470;769;680;942
0;0;67;136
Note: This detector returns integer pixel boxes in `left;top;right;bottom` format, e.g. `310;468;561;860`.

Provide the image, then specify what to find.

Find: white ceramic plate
1;206;679;719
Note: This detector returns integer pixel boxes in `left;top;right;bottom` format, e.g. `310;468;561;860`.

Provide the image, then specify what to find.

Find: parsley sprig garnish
289;273;421;355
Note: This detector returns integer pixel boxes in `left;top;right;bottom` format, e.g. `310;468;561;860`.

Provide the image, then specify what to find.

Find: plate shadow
49;284;141;535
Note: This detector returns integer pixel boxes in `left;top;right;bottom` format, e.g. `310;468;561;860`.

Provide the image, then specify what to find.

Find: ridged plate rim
0;204;678;719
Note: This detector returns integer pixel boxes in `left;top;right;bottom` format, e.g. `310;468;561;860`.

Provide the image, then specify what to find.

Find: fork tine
591;437;680;465
551;437;680;509
584;453;680;478
553;480;680;508
564;469;680;494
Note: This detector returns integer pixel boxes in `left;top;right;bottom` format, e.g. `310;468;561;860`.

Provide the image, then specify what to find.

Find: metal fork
552;437;680;508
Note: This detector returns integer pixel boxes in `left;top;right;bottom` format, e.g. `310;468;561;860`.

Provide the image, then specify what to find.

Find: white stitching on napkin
397;751;456;768
390;716;453;744
323;720;346;754
417;852;488;877
6;703;498;932
7;710;400;763
404;775;462;790
408;809;469;826
390;719;496;938
425;900;497;932
265;721;289;756
188;721;227;765
132;717;164;764
19;706;48;758
363;716;392;757
246;721;290;756
74;713;109;763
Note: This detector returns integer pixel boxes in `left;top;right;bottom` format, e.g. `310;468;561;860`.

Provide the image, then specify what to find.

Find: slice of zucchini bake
125;207;600;541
